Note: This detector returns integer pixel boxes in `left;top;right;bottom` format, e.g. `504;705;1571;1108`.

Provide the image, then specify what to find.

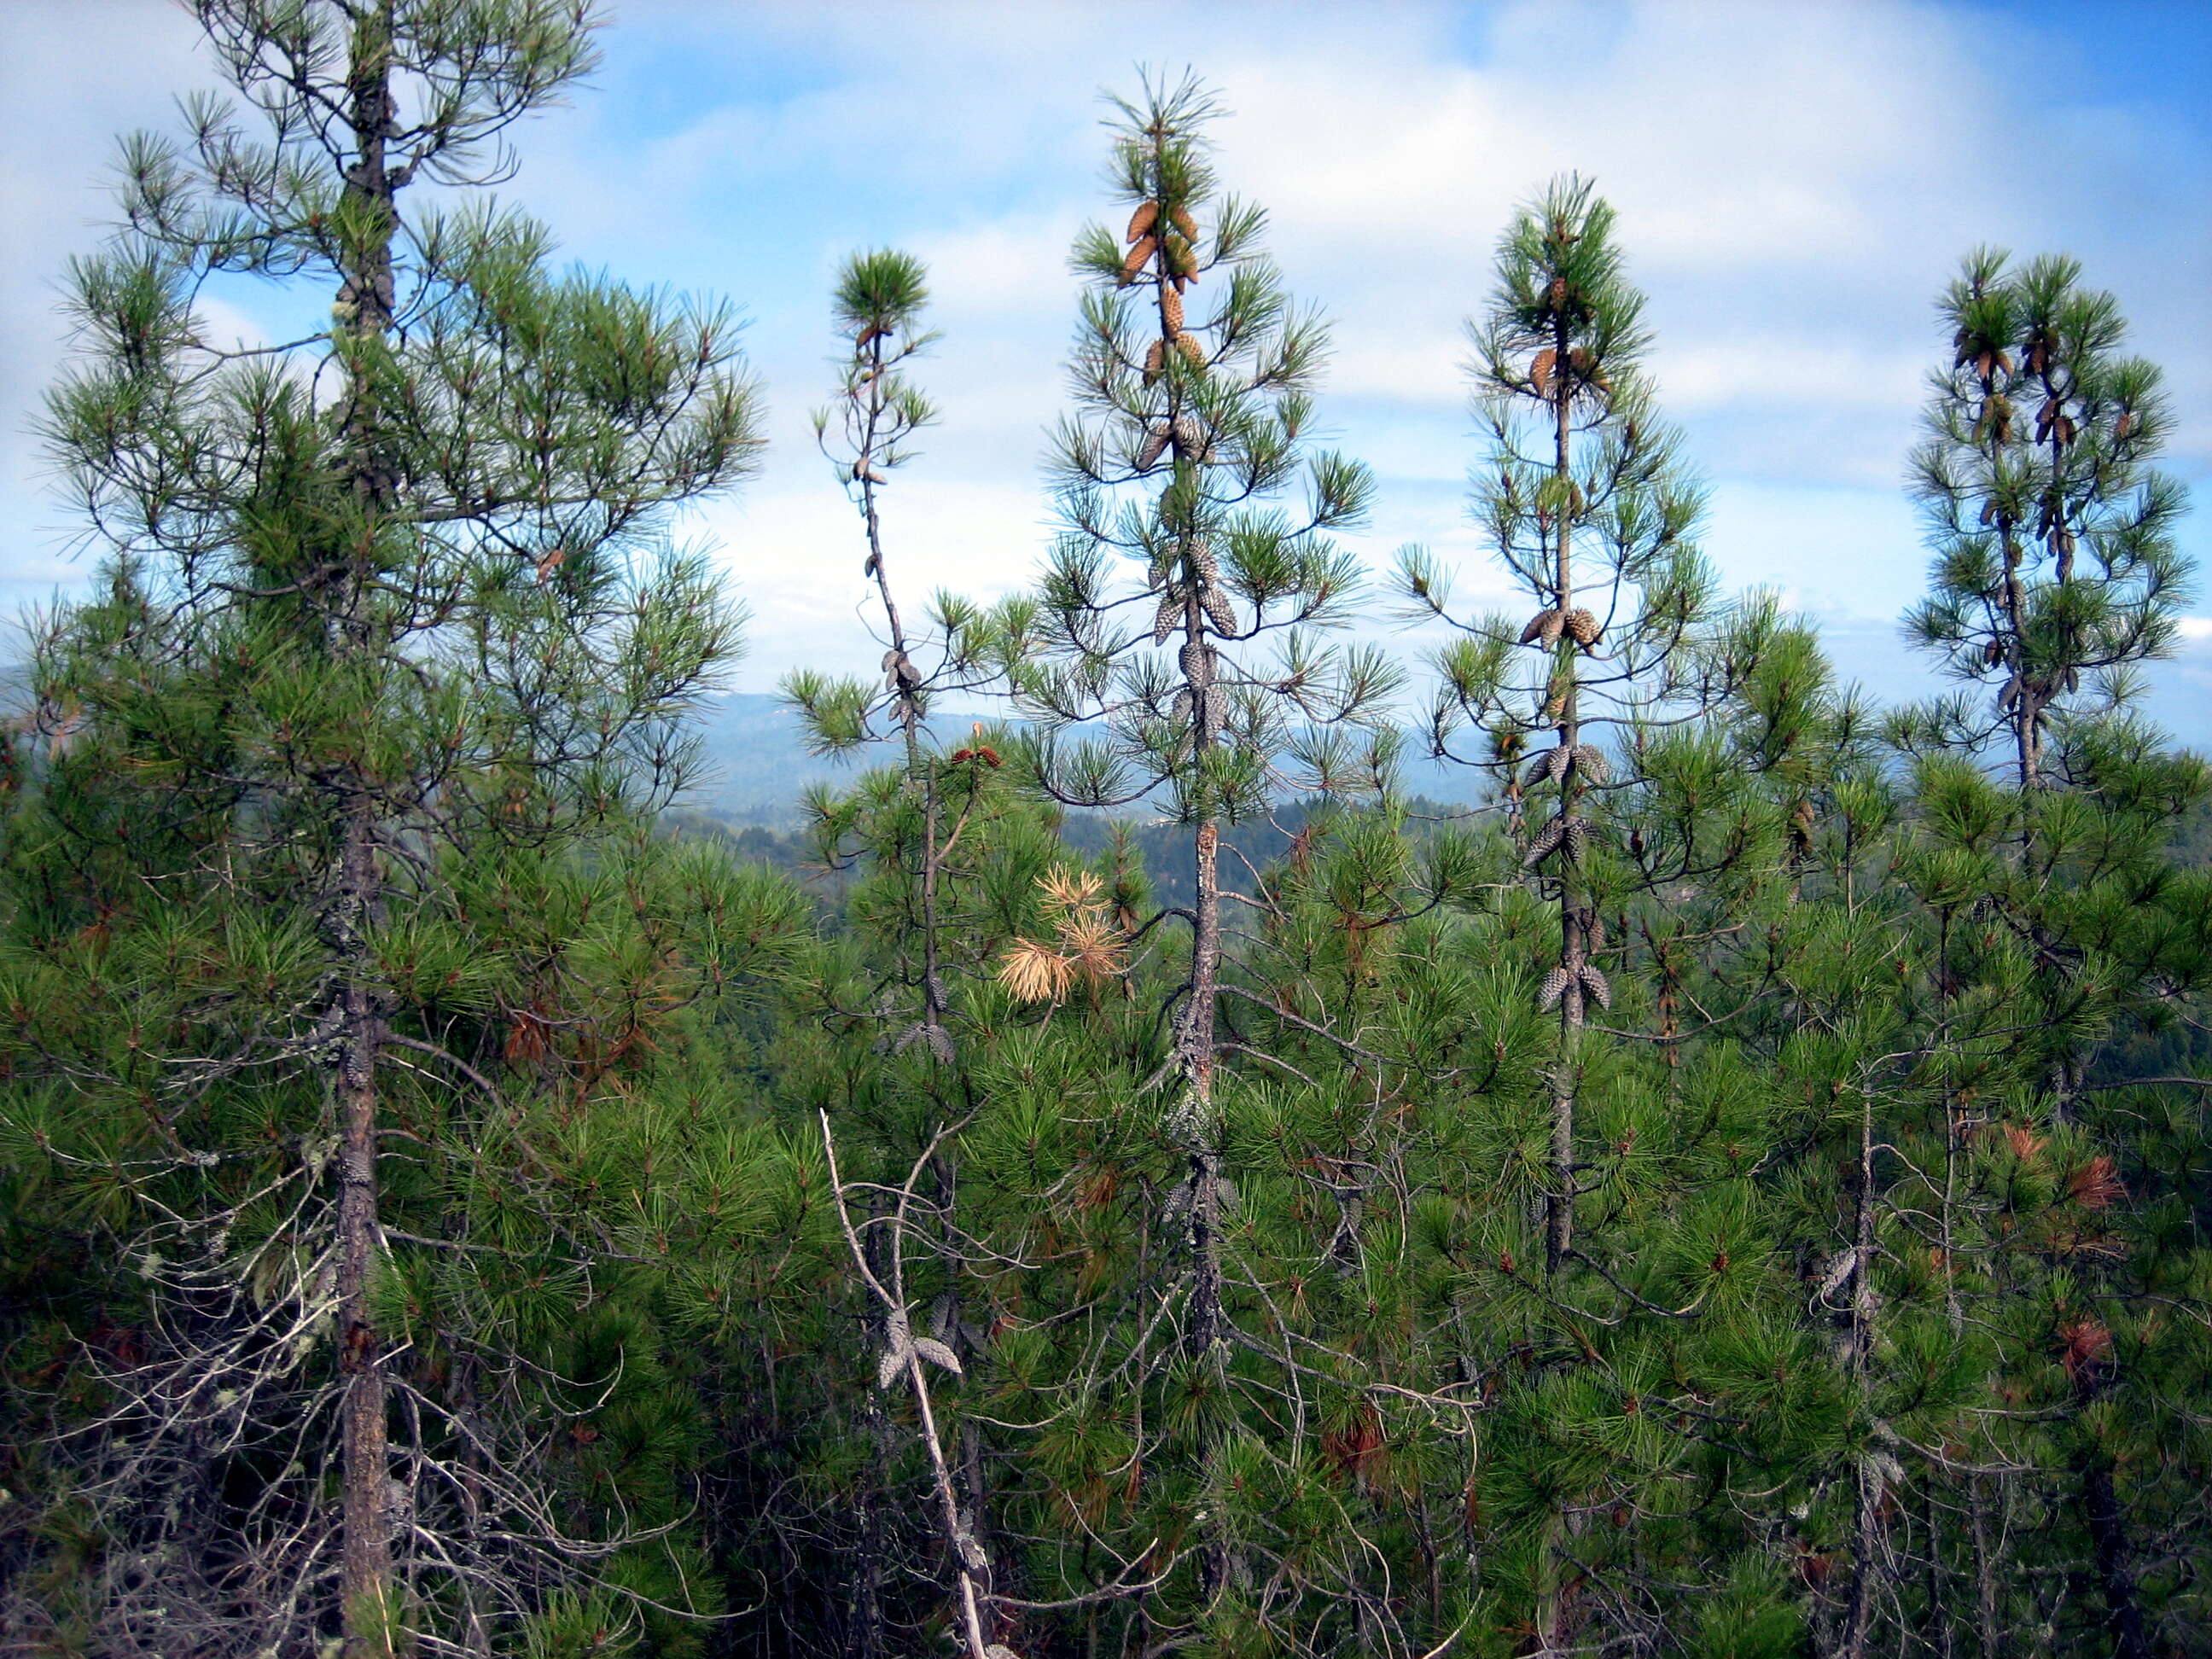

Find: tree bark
1545;306;1583;1278
2078;1437;2149;1659
334;10;399;1650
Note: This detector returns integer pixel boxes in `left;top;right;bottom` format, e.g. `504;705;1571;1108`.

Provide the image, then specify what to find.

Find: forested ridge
3;8;2209;1659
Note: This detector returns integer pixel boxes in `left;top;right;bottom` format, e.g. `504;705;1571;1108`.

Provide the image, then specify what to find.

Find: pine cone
1137;423;1170;470
1175;332;1206;368
1171;413;1214;462
1520;608;1564;647
1538;965;1573;1012
1179;639;1213;687
1165;234;1196;281
1571;743;1609;783
1529;347;1556;399
882;649;922;693
1161;286;1185;334
1579;963;1611;1010
1202;588;1238;637
1523;747;1566;787
1565;608;1600;646
1126;201;1160;243
1143;339;1166;381
1190;541;1220;584
1562;817;1589;860
1523;817;1566;865
1121;235;1159;281
1171;204;1197;241
1153;591;1180;644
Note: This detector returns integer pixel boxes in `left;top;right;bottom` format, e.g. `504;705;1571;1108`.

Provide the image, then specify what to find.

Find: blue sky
4;0;2208;741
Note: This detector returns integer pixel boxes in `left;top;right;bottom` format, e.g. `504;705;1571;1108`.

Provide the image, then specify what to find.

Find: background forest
2;7;2208;1659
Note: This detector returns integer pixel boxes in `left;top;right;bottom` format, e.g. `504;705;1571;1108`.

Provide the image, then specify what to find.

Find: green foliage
4;23;2209;1659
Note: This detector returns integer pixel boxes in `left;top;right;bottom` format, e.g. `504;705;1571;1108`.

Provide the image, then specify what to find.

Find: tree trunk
2078;1440;2149;1659
1545;312;1583;1276
1840;1086;1883;1659
336;911;393;1655
334;11;399;1650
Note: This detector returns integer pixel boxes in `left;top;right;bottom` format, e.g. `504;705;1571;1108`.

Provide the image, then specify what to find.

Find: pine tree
0;3;777;1652
1901;249;2187;795
1397;174;1712;1277
1020;68;1388;1361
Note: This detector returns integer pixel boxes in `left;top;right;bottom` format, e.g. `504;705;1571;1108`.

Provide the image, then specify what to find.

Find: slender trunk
334;13;399;1650
855;338;952;1052
1154;183;1230;1615
2077;1447;2149;1659
1841;1086;1882;1659
909;1351;992;1659
1970;1475;2000;1659
1534;1510;1566;1659
1992;504;2037;791
1938;910;2004;1654
1159;200;1224;1356
1186;811;1223;1353
1545;312;1582;1277
336;926;393;1653
850;1191;891;1659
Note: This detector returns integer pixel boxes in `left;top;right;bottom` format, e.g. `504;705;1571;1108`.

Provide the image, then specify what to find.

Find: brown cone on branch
1520;608;1565;647
1538;964;1574;1012
1126;201;1161;243
1175;332;1206;368
1170;204;1197;241
1523;817;1567;866
1165;235;1197;282
1136;422;1171;470
1161;285;1185;334
1121;235;1159;282
1524;746;1569;788
1171;413;1215;463
1565;608;1600;647
1153;591;1181;644
1202;588;1238;637
1529;347;1556;399
1579;963;1612;1010
1143;340;1166;382
1570;743;1609;783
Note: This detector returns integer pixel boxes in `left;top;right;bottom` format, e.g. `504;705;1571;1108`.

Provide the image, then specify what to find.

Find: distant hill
679;693;1488;824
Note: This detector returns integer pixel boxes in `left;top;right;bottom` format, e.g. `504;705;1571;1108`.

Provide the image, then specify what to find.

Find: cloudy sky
4;0;2208;740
